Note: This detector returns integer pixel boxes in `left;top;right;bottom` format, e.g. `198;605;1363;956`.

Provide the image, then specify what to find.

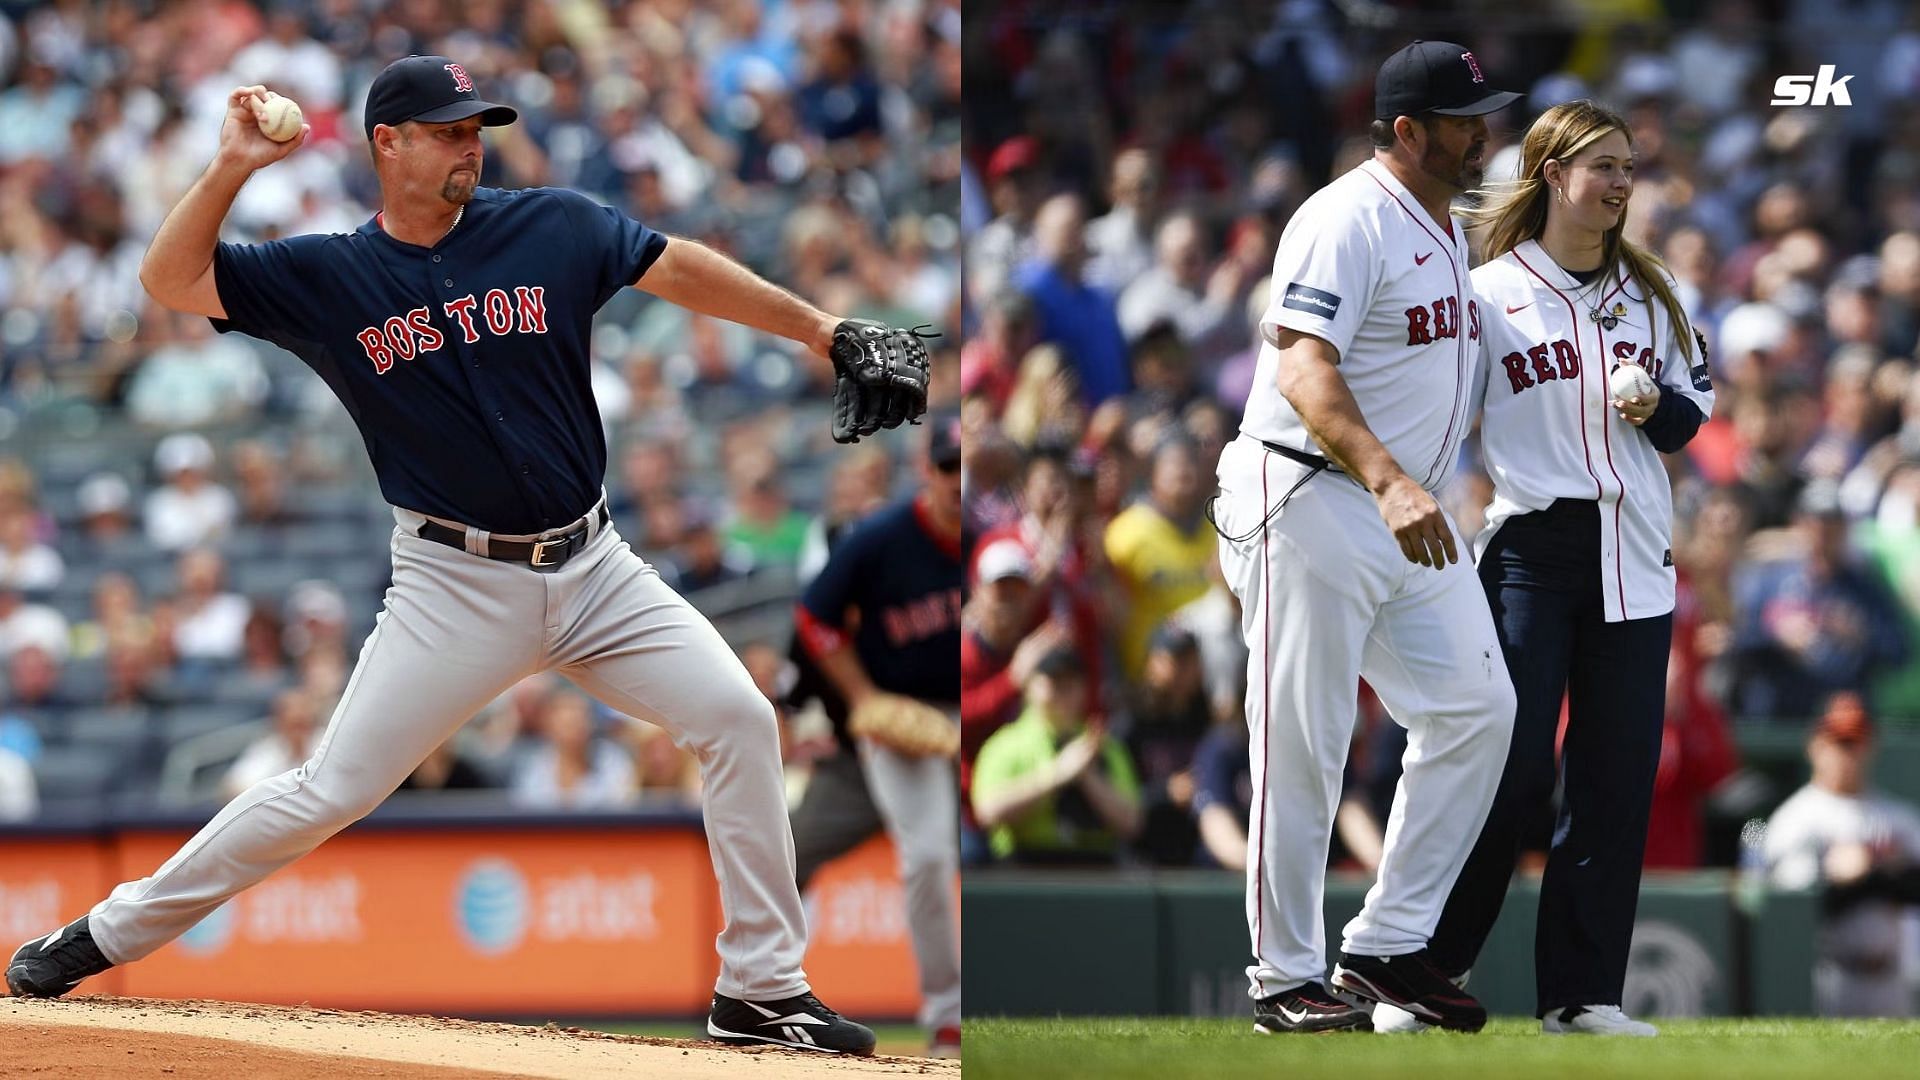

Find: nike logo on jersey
1414;252;1433;265
355;286;550;374
1506;302;1532;315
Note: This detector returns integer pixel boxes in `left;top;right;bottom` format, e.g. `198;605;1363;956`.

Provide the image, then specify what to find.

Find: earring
1555;186;1565;204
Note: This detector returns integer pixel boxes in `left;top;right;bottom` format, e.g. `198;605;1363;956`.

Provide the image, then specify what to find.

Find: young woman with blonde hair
1375;99;1717;1037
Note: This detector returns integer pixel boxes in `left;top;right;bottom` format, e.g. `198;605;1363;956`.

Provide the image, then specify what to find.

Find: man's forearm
972;773;1058;830
1077;770;1142;839
1276;344;1409;494
140;158;250;306
1198;803;1247;870
809;639;880;706
641;238;836;355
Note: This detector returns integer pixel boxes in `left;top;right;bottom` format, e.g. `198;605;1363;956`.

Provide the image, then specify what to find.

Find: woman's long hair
1466;99;1695;365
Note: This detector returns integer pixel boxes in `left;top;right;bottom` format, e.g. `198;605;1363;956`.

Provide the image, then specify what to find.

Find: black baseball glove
829;318;934;444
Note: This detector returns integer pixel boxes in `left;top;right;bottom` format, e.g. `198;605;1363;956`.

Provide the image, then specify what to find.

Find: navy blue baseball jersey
209;185;667;533
798;497;963;705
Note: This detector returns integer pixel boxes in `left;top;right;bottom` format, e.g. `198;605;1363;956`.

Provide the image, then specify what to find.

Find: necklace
1563;262;1624;330
446;203;465;237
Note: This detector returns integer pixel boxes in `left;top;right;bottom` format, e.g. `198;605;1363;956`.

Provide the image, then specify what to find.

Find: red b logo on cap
445;63;473;93
1462;51;1486;84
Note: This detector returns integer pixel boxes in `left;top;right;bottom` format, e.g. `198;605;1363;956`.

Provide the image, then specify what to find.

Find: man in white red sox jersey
1210;41;1520;1034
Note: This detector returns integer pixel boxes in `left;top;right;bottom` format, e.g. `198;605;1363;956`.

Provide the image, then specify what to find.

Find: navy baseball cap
928;409;962;468
1375;41;1520;121
364;55;519;140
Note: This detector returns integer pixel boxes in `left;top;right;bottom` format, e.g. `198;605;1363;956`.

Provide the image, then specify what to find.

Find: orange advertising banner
798;833;956;1017
0;822;942;1019
115;827;723;1014
0;837;125;995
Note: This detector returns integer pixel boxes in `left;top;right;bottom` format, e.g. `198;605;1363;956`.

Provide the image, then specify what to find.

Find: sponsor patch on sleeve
1281;282;1342;318
1690;327;1714;391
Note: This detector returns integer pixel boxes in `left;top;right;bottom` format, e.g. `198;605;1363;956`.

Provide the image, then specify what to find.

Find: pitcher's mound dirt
0;996;959;1078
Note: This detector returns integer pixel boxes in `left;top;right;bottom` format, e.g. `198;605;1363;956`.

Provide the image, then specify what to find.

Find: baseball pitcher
4;57;930;1057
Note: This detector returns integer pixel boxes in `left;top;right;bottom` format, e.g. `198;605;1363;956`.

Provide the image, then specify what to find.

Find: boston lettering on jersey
205;185;667;534
1404;296;1481;346
354;286;550;373
880;587;963;648
1499;335;1663;395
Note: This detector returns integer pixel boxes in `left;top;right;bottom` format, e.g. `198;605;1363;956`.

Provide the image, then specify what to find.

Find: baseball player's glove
829;318;934;444
848;692;959;757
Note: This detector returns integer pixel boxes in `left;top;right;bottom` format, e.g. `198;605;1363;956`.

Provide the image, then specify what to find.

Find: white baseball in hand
1609;363;1657;402
256;92;304;142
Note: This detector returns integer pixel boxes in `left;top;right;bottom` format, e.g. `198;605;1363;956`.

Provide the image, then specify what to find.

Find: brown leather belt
416;504;609;570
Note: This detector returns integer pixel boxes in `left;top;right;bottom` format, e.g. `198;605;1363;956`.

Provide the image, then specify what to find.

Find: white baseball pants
1215;436;1514;999
89;513;811;1001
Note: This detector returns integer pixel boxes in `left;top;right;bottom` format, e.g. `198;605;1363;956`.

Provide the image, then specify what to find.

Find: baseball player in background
1382;99;1716;1038
3;57;932;1057
1209;41;1519;1034
789;412;964;1058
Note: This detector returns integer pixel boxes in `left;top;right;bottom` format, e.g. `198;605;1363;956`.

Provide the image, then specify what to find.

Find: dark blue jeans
1426;499;1672;1015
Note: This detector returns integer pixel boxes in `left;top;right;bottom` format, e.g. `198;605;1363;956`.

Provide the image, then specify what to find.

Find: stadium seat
156;703;262;746
298;487;381;524
32;744;129;801
283;522;369;560
63;704;154;744
220;526;283;563
157;721;268;805
207;669;290;710
53;655;110;706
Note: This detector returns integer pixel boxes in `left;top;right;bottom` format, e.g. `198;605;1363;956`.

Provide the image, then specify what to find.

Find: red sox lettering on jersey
354;286;549;374
1498;335;1668;395
1405;295;1480;346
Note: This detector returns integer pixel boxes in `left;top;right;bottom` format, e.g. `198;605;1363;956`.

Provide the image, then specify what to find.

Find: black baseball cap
364;55;519;140
928;409;962;469
1375;40;1520;121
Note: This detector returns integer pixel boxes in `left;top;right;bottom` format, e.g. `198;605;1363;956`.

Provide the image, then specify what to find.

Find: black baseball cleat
6;916;114;998
1332;949;1487;1033
1252;981;1374;1034
708;991;878;1055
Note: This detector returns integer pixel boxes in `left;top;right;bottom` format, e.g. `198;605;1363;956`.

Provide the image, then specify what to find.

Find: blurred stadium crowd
958;1;1920;876
0;0;961;820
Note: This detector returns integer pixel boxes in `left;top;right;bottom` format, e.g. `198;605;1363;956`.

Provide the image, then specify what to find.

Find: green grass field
967;1017;1920;1079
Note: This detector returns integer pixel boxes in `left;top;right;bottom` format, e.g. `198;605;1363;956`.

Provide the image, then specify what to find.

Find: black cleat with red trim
1331;949;1487;1033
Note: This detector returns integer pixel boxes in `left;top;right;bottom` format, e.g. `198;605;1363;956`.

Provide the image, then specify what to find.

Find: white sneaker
1370;1001;1432;1033
1369;968;1468;1034
1541;1005;1658;1037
